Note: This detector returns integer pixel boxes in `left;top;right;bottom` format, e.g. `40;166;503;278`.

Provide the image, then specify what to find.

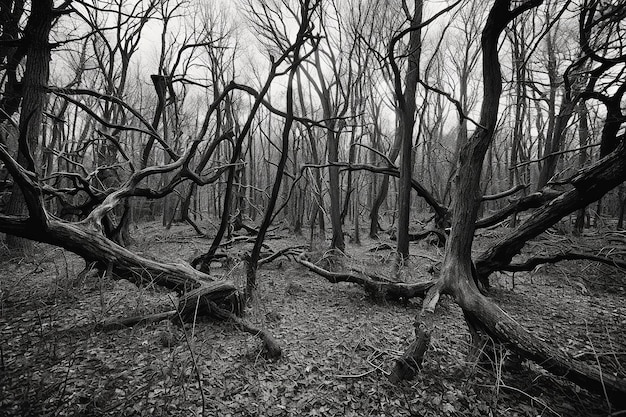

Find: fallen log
475;188;562;229
476;141;626;278
502;251;626;272
296;253;435;300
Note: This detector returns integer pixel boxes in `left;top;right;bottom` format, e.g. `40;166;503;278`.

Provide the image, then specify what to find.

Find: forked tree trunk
246;28;305;298
391;0;626;407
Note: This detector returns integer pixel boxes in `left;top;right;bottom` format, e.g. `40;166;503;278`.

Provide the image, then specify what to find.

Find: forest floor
0;221;625;416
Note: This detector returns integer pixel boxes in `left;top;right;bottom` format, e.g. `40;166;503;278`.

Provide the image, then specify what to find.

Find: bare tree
390;0;423;263
299;0;356;252
243;0;319;298
390;0;626;404
2;0;55;254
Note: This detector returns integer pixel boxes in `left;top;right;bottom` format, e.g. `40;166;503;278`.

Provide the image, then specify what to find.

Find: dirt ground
1;222;625;416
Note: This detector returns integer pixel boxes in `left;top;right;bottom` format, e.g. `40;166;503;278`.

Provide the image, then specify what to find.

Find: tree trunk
328;128;345;252
618;184;626;230
391;3;626;404
369;174;391;238
574;101;590;235
370;130;401;238
246;33;303;298
536;20;559;189
391;1;626;403
477;143;626;277
508;20;527;216
396;0;423;263
5;0;53;254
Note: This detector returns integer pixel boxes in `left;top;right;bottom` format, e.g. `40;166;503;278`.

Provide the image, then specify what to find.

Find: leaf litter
0;222;624;416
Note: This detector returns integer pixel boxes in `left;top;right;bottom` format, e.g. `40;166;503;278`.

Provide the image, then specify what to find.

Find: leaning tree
0;0;319;357
386;0;626;406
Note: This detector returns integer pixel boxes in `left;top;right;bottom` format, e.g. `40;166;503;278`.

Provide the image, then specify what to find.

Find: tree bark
246;19;307;298
296;253;435;300
574;101;590;235
328;128;345;251
394;0;423;262
392;1;626;405
0;0;26;123
5;0;53;254
476;142;626;277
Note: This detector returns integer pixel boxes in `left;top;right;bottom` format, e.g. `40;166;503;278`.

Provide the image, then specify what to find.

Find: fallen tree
0;134;290;355
474;187;561;229
476;144;626;279
295;252;436;300
502;251;626;273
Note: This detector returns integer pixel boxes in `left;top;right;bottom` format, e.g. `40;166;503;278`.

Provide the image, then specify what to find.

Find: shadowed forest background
1;0;625;415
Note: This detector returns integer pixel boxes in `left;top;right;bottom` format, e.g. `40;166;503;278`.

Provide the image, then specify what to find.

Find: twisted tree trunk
390;0;626;407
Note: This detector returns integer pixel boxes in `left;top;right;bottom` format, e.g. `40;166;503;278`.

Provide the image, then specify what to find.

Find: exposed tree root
389;283;441;382
388;272;626;408
388;323;430;383
458;283;626;408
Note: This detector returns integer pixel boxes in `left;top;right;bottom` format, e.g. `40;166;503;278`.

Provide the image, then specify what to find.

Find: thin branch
417;79;485;129
482;184;528;201
512;142;602;169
